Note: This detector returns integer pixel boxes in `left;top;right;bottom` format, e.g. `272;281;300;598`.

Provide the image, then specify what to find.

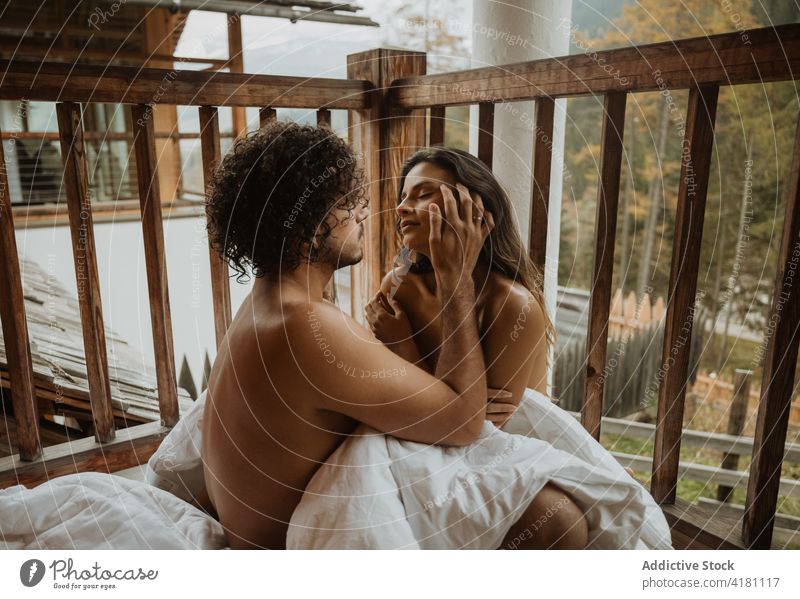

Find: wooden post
429;106;445;146
717;368;752;502
346;48;426;301
582;92;627;440
198;106;233;349
477;102;494;168
0;124;41;461
529;96;555;278
129;104;179;428
651;84;719;504
55;102;115;443
744;113;800;548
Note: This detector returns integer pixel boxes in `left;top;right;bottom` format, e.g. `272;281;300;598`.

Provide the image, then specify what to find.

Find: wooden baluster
316;108;337;302
55;102;115;443
717;368;752;502
744;112;800;548
129;104;179;427
198;106;233;349
651;84;719;504
227;15;247;140
0;124;41;461
316;108;332;128
477;102;494;168
582;92;627;440
529;96;555;278
346;108;360;320
429;106;445;146
259;107;277;128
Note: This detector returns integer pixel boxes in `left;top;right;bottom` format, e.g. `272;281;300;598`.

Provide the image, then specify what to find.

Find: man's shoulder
281;300;370;349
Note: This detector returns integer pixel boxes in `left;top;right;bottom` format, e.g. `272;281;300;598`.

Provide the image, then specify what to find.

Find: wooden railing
0;59;371;486
385;24;800;549
1;23;799;549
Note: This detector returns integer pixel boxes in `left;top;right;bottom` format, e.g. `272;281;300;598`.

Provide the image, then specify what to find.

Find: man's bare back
202;291;361;548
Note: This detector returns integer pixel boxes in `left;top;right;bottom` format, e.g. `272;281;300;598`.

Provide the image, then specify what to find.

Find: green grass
699;331;800;382
698;333;764;381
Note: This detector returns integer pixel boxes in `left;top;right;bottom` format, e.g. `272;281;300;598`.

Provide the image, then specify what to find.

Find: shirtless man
200;122;588;549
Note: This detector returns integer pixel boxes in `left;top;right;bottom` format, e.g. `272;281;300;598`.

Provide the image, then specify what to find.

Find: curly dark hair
205;120;365;281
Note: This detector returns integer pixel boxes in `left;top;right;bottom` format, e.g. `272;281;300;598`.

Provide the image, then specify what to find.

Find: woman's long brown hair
395;146;556;359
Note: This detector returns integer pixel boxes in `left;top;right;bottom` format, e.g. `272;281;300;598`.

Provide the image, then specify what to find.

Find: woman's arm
480;284;548;425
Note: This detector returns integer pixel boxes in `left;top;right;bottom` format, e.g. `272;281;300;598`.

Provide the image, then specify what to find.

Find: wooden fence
554;292;706;418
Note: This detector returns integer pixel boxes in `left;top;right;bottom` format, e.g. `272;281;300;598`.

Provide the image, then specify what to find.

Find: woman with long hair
365;146;555;426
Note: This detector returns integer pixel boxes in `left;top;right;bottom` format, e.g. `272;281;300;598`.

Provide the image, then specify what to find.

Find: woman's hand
486;388;517;428
365;291;414;347
428;182;494;288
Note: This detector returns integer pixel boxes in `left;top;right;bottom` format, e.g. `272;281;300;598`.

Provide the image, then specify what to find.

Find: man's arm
372;269;431;372
285;181;492;445
283;301;486;446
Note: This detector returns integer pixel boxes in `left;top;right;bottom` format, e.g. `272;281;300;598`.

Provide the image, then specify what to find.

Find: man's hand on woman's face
364;291;414;346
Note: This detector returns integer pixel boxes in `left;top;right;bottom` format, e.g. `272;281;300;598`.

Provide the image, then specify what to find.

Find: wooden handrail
391;24;800;108
0;59;371;109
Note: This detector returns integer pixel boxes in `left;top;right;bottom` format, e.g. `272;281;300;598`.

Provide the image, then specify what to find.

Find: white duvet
286;388;673;549
0;471;226;549
1;387;672;550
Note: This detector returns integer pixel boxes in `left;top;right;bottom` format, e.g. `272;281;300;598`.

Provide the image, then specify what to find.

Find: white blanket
0;386;672;550
0;471;226;550
286;388;673;549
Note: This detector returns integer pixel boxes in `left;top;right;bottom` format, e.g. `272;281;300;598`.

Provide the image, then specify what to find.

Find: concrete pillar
469;0;571;391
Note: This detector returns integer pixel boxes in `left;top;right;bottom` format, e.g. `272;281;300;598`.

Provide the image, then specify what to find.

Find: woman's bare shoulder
483;273;544;335
379;268;429;301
